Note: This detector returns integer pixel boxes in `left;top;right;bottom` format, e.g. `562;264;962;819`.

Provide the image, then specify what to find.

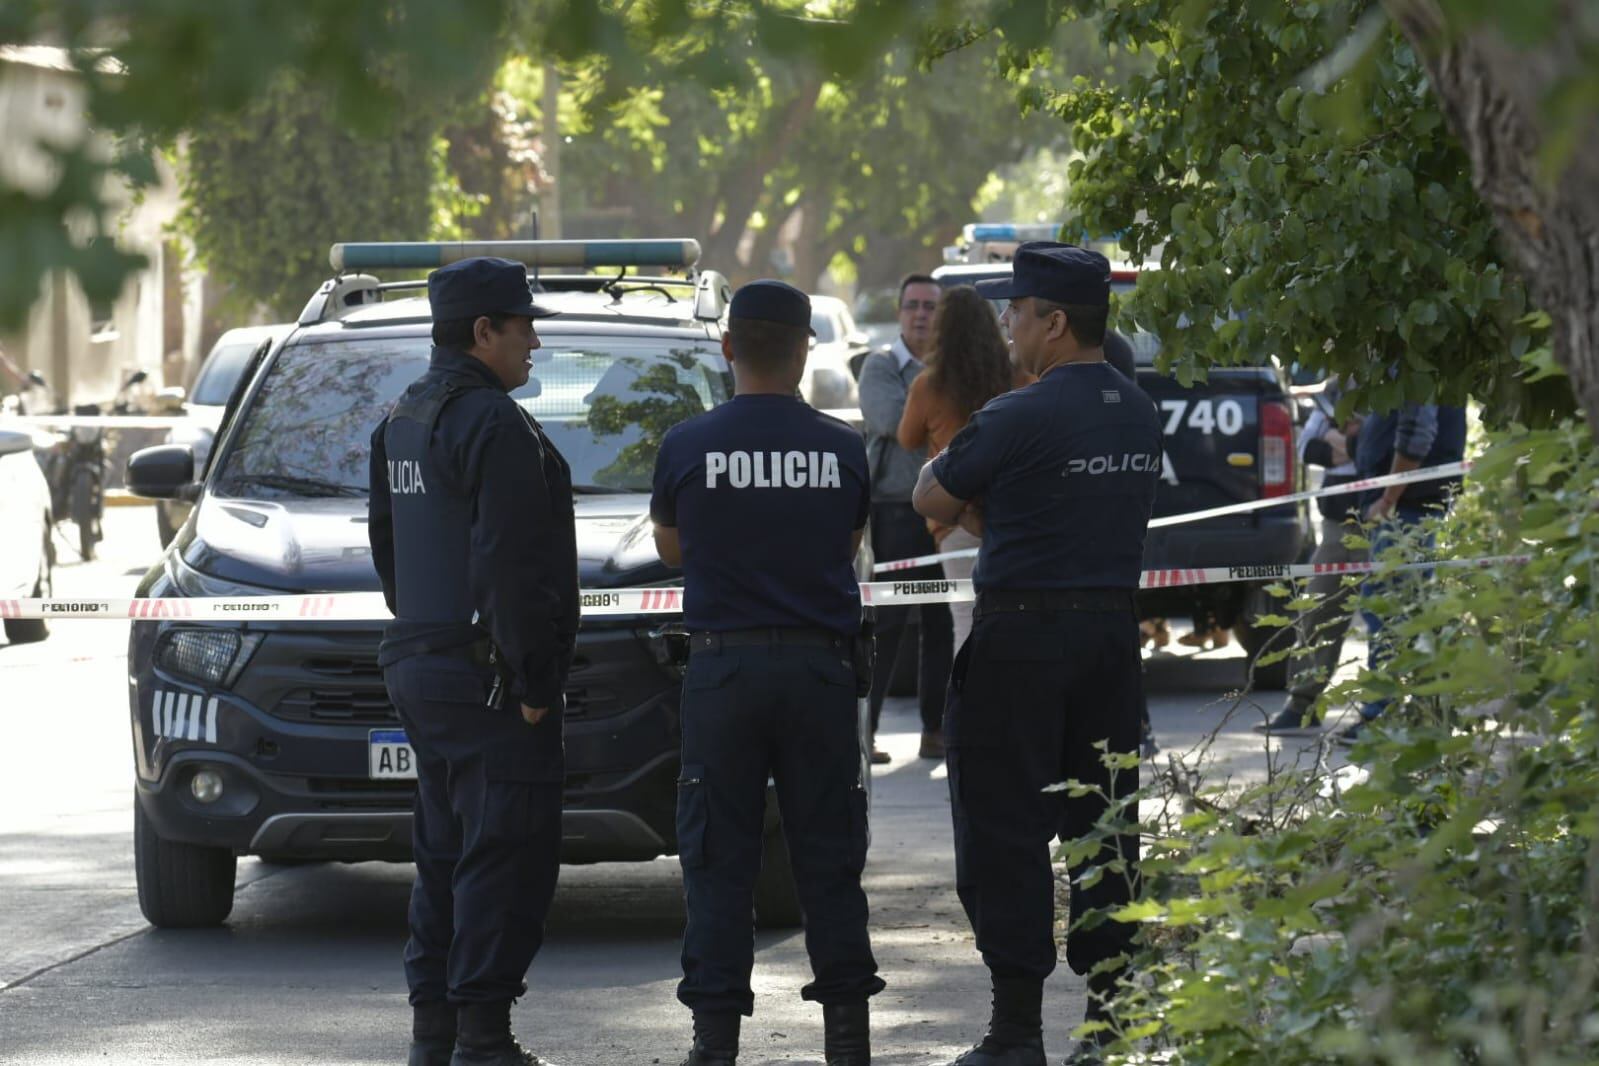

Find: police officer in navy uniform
651;280;884;1066
913;244;1161;1066
368;257;579;1066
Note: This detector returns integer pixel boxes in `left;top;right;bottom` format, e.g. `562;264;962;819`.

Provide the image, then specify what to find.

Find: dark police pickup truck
933;257;1309;687
123;239;817;929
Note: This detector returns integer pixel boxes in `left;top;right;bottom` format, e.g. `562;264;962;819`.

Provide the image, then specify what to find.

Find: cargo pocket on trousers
482;749;555;845
677;764;708;869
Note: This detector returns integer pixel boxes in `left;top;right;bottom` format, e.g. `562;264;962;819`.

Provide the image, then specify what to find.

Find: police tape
1;554;1528;621
871;460;1474;574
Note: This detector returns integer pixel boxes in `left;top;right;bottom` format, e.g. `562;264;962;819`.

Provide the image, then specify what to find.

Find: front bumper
129;620;685;863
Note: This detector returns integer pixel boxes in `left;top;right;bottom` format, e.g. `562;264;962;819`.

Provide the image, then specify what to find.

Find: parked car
802;295;870;411
932;260;1310;688
156;325;291;547
122;239;845;929
0;428;53;645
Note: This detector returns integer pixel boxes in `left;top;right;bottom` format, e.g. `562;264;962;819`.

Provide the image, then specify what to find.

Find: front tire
71;468;98;560
134;798;237;928
2;527;52;644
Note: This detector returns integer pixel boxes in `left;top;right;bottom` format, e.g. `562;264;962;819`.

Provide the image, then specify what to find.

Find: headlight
154;628;264;687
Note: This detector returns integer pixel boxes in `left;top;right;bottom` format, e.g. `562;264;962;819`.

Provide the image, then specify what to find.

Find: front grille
274;686;399;725
305;776;415;810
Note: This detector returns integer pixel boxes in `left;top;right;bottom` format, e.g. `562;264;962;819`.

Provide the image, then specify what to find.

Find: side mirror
126;444;195;500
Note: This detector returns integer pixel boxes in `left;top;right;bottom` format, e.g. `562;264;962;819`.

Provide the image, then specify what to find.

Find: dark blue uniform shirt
368;347;579;708
931;361;1162;592
651;393;870;634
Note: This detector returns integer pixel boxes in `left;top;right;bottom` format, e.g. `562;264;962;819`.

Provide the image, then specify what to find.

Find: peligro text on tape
3;554;1528;620
872;460;1473;574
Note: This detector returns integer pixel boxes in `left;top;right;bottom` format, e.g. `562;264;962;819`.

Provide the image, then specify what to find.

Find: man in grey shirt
858;273;955;762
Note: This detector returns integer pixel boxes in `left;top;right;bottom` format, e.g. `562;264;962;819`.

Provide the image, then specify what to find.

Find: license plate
369;729;417;780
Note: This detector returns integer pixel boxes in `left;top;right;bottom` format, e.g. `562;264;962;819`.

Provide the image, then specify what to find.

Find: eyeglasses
900;300;938;312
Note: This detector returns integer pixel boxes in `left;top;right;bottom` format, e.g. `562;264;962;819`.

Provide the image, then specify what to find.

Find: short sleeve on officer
932;402;1010;501
650;429;679;527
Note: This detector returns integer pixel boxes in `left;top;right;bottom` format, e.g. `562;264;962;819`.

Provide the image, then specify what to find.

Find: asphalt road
0;506;1359;1064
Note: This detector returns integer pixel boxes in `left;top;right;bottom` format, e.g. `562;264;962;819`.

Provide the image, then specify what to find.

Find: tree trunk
1384;0;1599;434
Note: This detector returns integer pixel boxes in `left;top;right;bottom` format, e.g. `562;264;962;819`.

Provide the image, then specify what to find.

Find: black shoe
1254;703;1321;735
680;1011;739;1066
823;1001;870;1065
948;1036;1046;1065
1061;1039;1106;1065
409;1001;455;1066
451;1002;558;1066
946;977;1045;1065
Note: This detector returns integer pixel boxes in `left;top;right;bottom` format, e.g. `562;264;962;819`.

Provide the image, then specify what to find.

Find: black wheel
1234;585;1291;691
753;824;803;930
134;798;236;928
2;526;52;644
71;469;97;560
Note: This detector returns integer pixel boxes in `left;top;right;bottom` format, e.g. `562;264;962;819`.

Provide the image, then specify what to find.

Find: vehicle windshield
810;309;838;344
212;336;731;498
191;341;263;406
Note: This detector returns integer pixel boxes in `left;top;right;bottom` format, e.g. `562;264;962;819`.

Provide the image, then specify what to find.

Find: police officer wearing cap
369;256;578;1066
651;279;884;1066
913;243;1161;1066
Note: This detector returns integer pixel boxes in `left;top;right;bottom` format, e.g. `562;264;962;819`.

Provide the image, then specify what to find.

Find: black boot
948;977;1045;1065
409;1001;455;1066
680;1011;739;1065
451;1001;559;1066
823;1001;870;1065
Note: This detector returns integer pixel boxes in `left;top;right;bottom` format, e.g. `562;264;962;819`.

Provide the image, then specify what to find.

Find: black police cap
427;256;559;322
728;279;815;334
975;242;1111;307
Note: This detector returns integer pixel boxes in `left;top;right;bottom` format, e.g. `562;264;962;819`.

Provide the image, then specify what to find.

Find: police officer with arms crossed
651;280;884;1066
369;257;579;1066
913;244;1161;1066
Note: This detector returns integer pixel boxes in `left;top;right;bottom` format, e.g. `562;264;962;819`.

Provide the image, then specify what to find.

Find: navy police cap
427;256;559;322
728;279;815;334
975;241;1111;307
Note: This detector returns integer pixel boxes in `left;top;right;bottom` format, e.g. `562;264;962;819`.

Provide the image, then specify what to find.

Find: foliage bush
1074;414;1599;1064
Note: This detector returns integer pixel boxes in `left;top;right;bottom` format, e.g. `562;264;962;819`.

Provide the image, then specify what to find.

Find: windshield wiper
571;484;635;495
223;473;367;498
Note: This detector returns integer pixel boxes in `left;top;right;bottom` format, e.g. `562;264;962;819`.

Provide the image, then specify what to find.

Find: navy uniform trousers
676;638;885;1015
384;650;563;1005
945;605;1143;980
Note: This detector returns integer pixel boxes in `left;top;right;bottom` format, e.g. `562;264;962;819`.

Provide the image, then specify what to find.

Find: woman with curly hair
897;285;1033;662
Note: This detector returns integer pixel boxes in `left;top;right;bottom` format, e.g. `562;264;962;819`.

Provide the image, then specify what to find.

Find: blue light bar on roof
329;239;702;273
964;223;1068;242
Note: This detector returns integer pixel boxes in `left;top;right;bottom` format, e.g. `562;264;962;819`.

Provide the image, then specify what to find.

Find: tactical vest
383;373;481;626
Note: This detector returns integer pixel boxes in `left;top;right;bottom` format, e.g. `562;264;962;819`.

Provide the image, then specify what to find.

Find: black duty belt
690;627;849;653
974;588;1134;617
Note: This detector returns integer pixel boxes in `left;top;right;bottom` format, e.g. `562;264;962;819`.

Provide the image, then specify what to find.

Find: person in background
1259;376;1363;734
896;285;1033;675
1336;396;1466;745
857;274;955;763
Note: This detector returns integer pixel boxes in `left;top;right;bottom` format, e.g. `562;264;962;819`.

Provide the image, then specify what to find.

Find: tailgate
1136;369;1283;522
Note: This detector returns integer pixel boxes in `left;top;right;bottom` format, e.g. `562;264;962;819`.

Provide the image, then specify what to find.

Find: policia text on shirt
651;280;882;1066
915;244;1161;1066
